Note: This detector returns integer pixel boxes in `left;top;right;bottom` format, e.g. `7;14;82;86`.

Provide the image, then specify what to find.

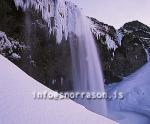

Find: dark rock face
112;36;147;78
89;18;149;83
0;0;150;90
121;21;150;56
112;21;150;78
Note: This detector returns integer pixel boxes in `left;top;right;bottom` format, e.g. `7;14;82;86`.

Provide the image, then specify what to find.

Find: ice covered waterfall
14;0;107;115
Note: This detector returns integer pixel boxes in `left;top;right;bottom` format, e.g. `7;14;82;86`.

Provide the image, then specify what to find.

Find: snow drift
108;62;150;123
109;62;150;116
0;55;117;124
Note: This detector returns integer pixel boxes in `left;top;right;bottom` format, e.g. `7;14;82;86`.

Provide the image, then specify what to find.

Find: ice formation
14;0;83;44
89;18;118;50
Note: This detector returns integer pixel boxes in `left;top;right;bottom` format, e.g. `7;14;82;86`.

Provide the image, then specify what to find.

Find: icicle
13;0;82;44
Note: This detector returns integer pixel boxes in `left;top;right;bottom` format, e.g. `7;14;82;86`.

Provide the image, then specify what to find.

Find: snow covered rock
119;21;150;61
0;31;12;51
0;55;117;124
0;31;23;60
89;18;150;83
89;17;118;50
110;21;150;80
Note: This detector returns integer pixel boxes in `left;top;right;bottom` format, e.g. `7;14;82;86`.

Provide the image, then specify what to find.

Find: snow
105;35;118;50
89;19;118;50
89;19;105;39
10;53;21;59
0;31;22;59
0;55;117;124
0;31;12;51
107;61;150;124
116;30;123;46
144;47;150;61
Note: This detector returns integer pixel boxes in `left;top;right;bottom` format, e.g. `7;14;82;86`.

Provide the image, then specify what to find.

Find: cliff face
110;21;149;81
0;0;150;90
0;0;72;91
89;18;149;83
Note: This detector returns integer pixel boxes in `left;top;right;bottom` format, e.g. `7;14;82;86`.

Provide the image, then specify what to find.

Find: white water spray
14;0;107;116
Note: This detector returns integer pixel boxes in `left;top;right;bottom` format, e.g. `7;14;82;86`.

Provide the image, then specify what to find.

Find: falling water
68;12;107;116
14;0;107;116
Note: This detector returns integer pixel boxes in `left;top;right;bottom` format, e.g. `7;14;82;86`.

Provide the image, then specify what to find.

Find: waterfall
68;12;107;116
13;0;107;116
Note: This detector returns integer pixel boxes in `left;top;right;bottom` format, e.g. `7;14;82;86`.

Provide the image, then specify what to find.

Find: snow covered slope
108;62;150;123
109;62;150;115
0;55;117;124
